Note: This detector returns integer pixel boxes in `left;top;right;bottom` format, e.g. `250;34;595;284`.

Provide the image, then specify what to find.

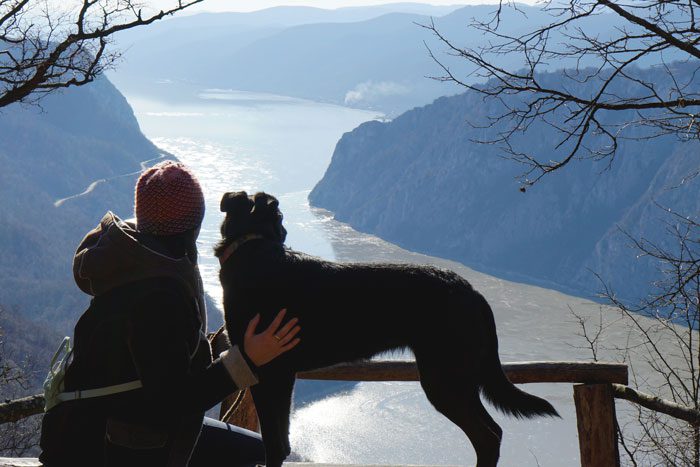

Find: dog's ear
251;192;279;217
220;191;253;214
218;192;256;244
264;192;279;210
251;192;286;243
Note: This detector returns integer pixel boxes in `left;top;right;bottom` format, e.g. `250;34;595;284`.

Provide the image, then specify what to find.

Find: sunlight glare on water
129;89;379;312
124;87;664;466
149;136;275;311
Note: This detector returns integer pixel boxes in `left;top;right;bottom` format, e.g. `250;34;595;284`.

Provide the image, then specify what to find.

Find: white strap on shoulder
56;380;143;403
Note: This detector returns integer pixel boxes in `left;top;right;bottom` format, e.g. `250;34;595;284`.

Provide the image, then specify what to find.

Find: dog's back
223;243;492;373
216;191;559;467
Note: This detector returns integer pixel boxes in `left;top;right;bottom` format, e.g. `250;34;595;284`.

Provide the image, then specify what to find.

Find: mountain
104;5;563;115
109;3;465;107
111;3;669;116
0;78;169;386
0;77;163;328
120;3;464;38
114;3;451;79
309;63;700;304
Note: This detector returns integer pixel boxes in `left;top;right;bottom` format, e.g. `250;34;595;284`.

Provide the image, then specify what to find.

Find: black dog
216;191;559;467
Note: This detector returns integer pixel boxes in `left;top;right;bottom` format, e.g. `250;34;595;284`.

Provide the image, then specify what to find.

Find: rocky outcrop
310;66;700;303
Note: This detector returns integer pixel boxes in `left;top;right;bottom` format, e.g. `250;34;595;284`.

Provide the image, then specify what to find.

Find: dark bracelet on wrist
240;346;259;371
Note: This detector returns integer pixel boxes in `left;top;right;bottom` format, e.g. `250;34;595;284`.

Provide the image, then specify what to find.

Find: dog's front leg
250;373;295;467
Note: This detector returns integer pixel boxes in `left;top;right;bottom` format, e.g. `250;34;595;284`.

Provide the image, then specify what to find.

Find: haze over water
125;84;628;466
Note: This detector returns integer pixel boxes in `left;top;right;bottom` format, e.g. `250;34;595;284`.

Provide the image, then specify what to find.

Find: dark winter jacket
39;212;257;467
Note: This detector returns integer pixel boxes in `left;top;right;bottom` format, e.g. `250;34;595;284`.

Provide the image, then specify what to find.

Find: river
124;84;632;466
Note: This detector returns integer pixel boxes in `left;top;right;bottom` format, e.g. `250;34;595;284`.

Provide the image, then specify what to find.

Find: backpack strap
44;336;145;411
56;379;143;403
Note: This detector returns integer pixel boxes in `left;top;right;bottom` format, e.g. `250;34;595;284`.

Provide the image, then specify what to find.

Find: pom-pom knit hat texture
135;161;205;235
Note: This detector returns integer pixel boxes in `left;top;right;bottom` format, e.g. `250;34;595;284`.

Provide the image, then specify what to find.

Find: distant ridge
111;3;653;116
108;4;508;114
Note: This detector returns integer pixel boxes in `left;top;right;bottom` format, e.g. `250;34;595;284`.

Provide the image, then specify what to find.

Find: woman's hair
138;227;200;264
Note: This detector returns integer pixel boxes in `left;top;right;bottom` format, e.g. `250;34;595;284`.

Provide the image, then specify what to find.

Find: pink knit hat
134;161;205;235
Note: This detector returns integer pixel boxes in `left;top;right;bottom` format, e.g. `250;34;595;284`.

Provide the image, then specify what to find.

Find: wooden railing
7;358;700;466
221;360;629;467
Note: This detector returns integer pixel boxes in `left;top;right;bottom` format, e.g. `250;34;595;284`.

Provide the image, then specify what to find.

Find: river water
125;85;633;466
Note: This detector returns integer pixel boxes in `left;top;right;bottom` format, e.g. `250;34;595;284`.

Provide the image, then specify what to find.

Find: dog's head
217;191;287;249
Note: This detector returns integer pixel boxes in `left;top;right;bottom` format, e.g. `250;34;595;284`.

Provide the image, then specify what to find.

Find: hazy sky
151;0;535;14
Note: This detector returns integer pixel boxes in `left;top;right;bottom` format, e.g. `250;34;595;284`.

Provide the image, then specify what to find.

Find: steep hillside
310;64;700;303
0;77;163;333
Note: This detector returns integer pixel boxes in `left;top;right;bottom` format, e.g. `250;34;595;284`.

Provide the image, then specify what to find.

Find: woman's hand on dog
243;309;301;367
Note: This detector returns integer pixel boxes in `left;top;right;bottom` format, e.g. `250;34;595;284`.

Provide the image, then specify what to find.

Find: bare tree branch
0;395;43;425
614;383;700;426
428;0;700;187
0;0;204;108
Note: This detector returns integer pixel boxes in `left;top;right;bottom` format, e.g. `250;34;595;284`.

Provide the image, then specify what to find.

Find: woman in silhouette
40;160;300;467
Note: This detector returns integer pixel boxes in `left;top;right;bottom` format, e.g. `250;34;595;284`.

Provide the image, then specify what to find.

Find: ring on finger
273;334;282;342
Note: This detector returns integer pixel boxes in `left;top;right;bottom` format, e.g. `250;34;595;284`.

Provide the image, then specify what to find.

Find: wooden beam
0;361;628;427
297;360;628;385
574;384;619;467
0;395;43;424
0;458;41;467
220;388;259;432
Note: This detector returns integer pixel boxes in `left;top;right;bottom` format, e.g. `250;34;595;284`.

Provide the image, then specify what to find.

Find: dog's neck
218;234;265;266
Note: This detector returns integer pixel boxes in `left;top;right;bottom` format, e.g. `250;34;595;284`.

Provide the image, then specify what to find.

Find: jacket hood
73;212;205;307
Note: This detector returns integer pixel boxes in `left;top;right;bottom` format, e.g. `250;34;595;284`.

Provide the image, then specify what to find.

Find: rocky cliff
310;65;700;303
0;77;162;339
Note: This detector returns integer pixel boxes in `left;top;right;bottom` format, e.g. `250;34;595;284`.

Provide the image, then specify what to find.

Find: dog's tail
480;356;560;419
477;296;560;419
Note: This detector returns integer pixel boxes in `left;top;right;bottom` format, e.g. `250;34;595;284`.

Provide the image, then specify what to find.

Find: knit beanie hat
135;161;205;235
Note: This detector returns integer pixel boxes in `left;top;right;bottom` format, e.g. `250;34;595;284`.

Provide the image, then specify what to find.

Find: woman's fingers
276;317;299;338
242;309;300;366
245;314;261;339
277;324;301;346
280;338;301;352
265;308;287;335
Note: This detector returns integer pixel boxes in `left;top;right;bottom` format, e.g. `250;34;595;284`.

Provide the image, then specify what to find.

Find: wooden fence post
574;383;619;467
209;329;260;432
220;388;259;432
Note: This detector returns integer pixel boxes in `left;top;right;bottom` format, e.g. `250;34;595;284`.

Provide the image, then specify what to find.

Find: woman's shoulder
101;276;192;300
94;277;196;322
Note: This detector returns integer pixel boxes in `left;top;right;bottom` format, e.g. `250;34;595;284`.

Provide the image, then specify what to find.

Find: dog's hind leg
250;373;296;467
416;355;502;467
